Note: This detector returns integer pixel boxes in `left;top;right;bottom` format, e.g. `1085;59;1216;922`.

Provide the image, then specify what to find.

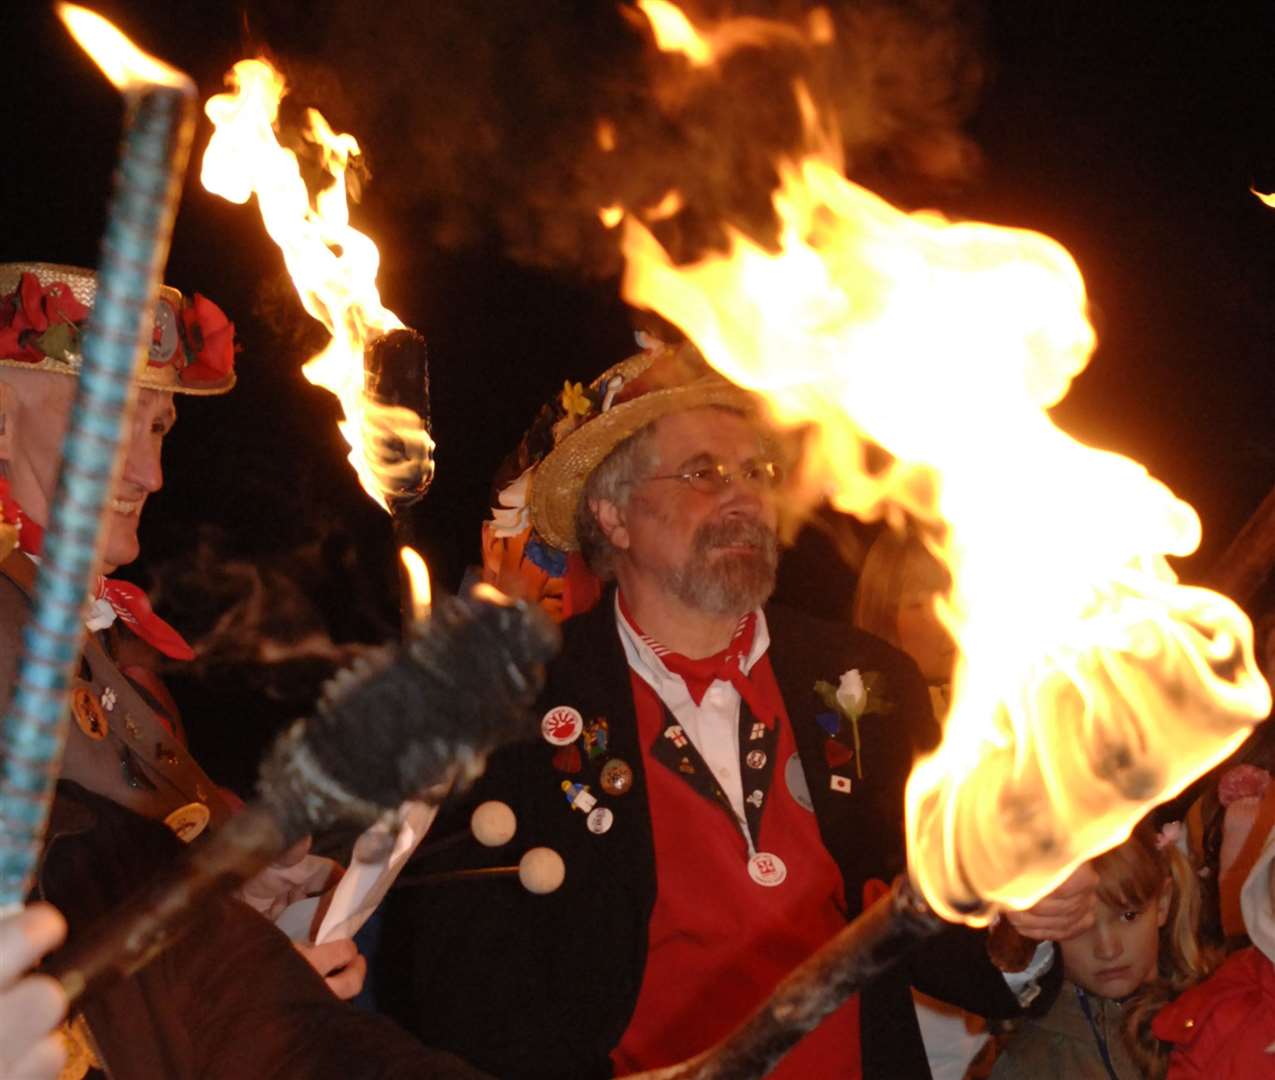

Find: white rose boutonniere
835;669;866;718
814;668;895;780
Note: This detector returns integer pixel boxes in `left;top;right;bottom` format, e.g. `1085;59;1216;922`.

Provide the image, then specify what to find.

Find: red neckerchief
618;591;775;728
1;477;194;661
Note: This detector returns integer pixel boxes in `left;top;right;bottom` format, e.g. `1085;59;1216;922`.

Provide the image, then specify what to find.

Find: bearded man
380;341;1096;1079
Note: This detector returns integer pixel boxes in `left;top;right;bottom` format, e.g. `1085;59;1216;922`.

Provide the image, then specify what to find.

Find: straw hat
0;262;236;395
527;340;756;552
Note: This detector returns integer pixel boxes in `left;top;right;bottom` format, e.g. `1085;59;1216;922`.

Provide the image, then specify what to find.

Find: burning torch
201;58;435;626
47;583;560;1003
362;326;436;626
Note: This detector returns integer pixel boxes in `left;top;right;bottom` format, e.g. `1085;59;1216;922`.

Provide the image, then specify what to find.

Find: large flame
201;59;425;511
58;3;190;92
624;5;1271;922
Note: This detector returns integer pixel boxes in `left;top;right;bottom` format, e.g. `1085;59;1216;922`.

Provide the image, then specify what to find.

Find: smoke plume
249;0;986;276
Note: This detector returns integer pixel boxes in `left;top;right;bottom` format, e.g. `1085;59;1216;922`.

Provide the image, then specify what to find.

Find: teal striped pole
0;43;195;907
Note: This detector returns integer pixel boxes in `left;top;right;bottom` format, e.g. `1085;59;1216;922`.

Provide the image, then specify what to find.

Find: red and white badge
748;851;788;887
149;297;180;365
542;705;584;746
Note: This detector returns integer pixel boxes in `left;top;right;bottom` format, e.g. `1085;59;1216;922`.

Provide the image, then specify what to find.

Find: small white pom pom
470;801;517;847
518;847;565;894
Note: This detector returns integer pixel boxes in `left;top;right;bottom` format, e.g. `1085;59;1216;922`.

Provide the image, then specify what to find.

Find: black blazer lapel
765;603;931;918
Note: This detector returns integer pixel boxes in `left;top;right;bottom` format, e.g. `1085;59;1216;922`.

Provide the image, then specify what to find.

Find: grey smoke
248;0;986;276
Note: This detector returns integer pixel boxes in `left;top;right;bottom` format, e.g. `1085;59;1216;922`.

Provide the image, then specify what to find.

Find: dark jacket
991;981;1141;1080
380;595;1045;1078
2;551;486;1079
37;782;486;1080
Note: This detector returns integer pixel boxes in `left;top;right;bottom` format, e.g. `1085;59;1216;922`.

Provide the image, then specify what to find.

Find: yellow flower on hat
560;380;591;420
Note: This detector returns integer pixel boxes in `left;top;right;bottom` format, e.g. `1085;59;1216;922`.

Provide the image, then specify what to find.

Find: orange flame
645;189;685;222
1253;186;1275;209
399;547;432;621
200;59;429;511
638;0;714;67
58;3;191;92
628;4;1270;922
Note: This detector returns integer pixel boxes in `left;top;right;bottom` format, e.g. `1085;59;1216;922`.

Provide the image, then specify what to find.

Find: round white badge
747;851;788;887
586;807;614;835
541;705;584;746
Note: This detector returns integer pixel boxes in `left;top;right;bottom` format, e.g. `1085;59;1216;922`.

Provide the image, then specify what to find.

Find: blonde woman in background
853;529;956;719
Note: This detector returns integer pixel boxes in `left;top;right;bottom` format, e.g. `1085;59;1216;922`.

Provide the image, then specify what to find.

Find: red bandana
1;478;194;661
619;593;776;728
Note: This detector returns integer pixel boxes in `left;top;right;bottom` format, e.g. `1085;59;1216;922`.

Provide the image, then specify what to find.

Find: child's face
1060;887;1169;999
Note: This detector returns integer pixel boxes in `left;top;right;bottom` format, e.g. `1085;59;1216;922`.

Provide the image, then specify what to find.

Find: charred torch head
362;327;434;512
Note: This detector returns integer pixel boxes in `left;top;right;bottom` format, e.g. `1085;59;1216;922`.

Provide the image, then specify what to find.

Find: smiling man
0;262;487;1080
0;262;234;818
381;340;1097;1079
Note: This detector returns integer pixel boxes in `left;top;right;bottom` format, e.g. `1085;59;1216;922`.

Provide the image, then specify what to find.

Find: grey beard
661;518;779;616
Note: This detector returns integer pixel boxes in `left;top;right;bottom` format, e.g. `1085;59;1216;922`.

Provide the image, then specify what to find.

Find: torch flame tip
399;547;431;621
58;2;192;93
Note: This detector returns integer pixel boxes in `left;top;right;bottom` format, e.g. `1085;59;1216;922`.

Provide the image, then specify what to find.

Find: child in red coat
1153;767;1275;1077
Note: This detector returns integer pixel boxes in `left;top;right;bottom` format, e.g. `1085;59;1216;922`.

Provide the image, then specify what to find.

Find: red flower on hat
42;282;89;326
178;293;235;385
0;273;89;363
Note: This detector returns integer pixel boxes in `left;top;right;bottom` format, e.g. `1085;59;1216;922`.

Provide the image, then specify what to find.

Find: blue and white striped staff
0;5;196;908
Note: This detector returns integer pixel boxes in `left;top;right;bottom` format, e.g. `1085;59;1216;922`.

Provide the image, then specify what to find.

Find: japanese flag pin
542;705;584;746
748;851;788;887
830;774;853;795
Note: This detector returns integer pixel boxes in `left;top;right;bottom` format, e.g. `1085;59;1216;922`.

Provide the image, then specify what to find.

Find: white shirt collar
613;590;770;703
25;552;117;632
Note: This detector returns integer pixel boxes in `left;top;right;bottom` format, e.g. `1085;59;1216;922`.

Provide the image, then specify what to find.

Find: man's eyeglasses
638;460;785;496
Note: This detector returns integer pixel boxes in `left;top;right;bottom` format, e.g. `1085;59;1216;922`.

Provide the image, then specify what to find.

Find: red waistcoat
612;655;861;1077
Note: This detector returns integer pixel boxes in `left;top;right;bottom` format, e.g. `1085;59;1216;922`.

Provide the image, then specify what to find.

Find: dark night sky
4;0;1275;634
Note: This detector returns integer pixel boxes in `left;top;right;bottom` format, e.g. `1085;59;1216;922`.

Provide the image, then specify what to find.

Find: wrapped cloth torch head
257;583;560;842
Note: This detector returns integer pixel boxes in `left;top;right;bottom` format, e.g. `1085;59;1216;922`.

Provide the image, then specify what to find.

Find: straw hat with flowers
524;339;757;553
0;262;237;395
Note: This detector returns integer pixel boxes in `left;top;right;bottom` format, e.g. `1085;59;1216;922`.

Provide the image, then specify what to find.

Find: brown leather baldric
0;549;234;833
